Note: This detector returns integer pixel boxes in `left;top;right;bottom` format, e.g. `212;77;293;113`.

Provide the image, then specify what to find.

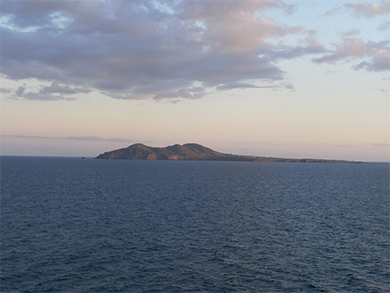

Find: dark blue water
1;157;389;292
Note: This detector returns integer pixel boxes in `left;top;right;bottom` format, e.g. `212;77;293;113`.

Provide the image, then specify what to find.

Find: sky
0;0;389;162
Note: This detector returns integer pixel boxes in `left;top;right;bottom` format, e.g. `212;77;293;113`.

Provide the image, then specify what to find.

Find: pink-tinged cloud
178;1;283;53
313;37;390;71
344;1;390;18
314;38;366;63
0;0;387;101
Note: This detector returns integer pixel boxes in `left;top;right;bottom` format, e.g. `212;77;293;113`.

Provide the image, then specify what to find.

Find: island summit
95;143;360;163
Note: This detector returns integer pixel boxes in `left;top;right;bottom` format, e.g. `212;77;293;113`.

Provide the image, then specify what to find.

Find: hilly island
95;143;360;163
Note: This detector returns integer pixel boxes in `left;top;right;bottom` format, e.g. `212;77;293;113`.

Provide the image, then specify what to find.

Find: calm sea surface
1;157;389;292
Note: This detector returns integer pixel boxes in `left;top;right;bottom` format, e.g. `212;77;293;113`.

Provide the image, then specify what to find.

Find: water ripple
1;158;389;292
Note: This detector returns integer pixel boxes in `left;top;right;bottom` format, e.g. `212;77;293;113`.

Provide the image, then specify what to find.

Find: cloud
344;1;390;18
64;136;133;143
15;86;26;96
353;48;390;71
1;134;134;143
10;81;91;101
337;144;357;148
342;28;361;37
0;0;387;101
0;87;13;94
215;82;295;91
216;83;270;90
313;38;366;63
371;143;390;147
313;38;390;72
377;20;390;30
40;82;90;95
265;38;327;60
0;0;306;101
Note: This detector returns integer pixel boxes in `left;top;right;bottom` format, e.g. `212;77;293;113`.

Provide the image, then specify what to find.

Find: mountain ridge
95;143;362;163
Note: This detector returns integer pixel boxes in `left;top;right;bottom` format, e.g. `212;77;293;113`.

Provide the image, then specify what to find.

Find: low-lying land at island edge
95;143;361;163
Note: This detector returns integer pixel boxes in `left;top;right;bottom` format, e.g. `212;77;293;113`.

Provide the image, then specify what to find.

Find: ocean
1;157;389;292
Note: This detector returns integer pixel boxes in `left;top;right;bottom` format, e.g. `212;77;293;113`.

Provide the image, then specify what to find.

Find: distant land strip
95;143;363;163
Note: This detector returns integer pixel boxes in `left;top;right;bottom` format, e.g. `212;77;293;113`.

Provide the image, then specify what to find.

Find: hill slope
95;143;360;163
95;143;231;160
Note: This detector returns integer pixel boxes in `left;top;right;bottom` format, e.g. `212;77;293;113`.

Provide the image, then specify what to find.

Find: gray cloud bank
1;0;389;101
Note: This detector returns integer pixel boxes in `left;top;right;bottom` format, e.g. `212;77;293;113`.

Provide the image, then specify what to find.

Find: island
95;143;361;163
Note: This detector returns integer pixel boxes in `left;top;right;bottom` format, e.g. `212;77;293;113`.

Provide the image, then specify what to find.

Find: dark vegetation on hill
95;143;361;163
